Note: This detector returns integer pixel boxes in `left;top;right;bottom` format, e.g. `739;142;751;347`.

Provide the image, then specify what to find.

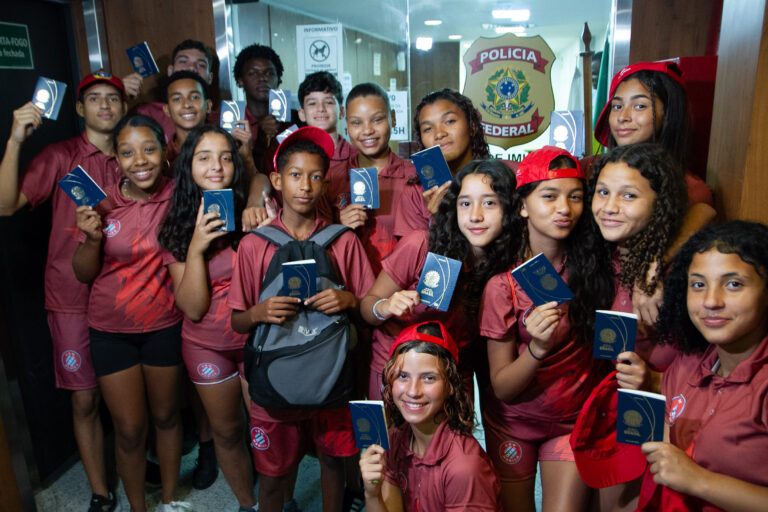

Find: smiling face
238;57;279;102
456;173;503;251
299;91;343;134
392;350;447;433
345;95;391;161
116;125;164;195
77;83;126;134
270;151;326;216
168;48;211;83
687;250;768;353
191;133;235;190
164;78;210;133
591;161;657;245
521;177;584;245
609;78;664;146
418;99;472;170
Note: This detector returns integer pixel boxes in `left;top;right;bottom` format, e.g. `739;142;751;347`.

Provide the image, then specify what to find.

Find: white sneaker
157;501;193;511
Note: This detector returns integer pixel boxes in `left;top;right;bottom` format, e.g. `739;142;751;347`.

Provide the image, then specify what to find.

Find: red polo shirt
385;421;502;511
244;108;298;176
20;132;122;313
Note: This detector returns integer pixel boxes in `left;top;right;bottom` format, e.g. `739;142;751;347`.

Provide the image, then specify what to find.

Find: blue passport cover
349;400;389;451
220;101;246;132
276;124;299;144
593;310;638;360
56;165;107;207
202;189;235;232
549;110;585;157
417;252;462;312
32;76;67;120
126;42;159;78
269;89;290;122
411;145;452;191
349;167;379;209
282;259;317;300
511;253;573;306
617;389;665;445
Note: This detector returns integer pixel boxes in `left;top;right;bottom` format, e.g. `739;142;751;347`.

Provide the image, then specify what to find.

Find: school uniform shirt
479;264;609;423
20;132;122;313
331;136;355;166
244;108;300;176
134;102;175;143
385;421;502;511
321;151;417;274
84;177;182;332
162;246;246;351
637;334;768;511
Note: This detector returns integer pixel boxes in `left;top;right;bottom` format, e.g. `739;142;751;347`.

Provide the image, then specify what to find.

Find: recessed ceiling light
424;20;442;26
492;9;530;21
495;25;526;34
415;37;433;51
448;34;462;40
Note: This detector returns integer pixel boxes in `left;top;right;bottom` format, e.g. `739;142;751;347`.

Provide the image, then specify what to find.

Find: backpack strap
308;224;350;249
252;225;295;247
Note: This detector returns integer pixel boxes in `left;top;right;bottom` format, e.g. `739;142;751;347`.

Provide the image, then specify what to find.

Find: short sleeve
227;234;262;311
381;230;428;290
20;144;67;208
479;272;518;340
443;451;500;511
333;231;376;298
392;182;430;237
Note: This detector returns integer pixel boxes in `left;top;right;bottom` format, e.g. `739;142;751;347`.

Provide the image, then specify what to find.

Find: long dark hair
158;125;250;261
658;221;768;353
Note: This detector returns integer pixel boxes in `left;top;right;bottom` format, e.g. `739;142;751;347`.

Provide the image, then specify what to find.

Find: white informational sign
296;23;344;84
388;90;409;142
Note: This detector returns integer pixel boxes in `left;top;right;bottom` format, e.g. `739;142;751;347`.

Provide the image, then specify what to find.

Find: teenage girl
359;321;502;511
480;146;614;512
157;125;257;511
361;158;517;400
637;221;768;511
394;89;491;237
72;115;184;512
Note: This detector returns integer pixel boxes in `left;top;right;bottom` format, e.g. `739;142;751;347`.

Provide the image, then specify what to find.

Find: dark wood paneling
629;0;718;61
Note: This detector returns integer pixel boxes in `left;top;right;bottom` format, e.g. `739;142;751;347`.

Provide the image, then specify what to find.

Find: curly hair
158;126;250;261
413;89;490;161
511;161;615;344
233;44;284;83
589;143;688;294
658;221;768;353
382;333;475;435
298;71;343;106
608;70;690;166
428;159;518;320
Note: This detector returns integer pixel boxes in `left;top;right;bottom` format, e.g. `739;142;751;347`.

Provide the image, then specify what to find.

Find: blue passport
282;259;317;300
269;89;290;122
220;101;246;133
617;389;666;445
511;253;573;306
417;252;462;312
349;167;379;209
126;42;159;78
276;124;299;144
411;145;453;191
203;189;235;232
32;76;67;120
549;110;585;157
57;165;107;207
593;310;638;360
349;400;389;451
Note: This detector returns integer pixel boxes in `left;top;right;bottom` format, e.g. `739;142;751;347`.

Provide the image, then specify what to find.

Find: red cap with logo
515;145;583;189
388;321;459;363
594;60;686;146
569;371;648;488
272;126;335;173
76;70;126;101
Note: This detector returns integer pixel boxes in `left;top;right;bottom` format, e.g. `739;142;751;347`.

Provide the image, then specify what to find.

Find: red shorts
182;339;243;385
249;404;358;477
483;412;576;482
47;311;97;390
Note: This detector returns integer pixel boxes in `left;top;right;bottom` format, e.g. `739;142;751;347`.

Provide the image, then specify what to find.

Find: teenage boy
162;70;213;165
228;127;374;512
297;71;354;165
233;44;300;176
0;71;127;512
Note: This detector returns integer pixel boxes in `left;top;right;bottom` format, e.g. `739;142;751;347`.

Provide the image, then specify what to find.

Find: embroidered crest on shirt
668;394;686;425
500;440;523;464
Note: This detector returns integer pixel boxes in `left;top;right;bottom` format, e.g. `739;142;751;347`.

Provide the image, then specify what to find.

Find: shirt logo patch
103;219;121;237
61;350;82;372
251;427;270;451
500;440;523;464
668;394;686;425
197;363;220;379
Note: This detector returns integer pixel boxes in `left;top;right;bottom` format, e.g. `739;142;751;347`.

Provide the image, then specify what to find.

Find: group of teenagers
1;37;766;512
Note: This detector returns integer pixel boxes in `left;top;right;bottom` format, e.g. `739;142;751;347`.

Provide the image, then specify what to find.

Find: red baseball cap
76;70;126;100
515;145;583;188
272;126;335;173
569;371;648;488
388;321;459;363
594;60;686;146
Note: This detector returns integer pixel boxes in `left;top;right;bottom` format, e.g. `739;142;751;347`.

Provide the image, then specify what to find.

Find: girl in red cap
359;321;502;511
480;146;614;512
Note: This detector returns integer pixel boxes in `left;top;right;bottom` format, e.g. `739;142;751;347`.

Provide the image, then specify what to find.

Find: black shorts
90;323;183;377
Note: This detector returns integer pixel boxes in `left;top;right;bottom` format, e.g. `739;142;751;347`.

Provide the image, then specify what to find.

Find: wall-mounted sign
296;23;343;84
463;34;555;148
0;22;33;70
388;90;409;142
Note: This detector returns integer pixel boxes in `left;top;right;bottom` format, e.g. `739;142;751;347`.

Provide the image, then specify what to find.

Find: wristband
372;298;388;321
528;342;545;361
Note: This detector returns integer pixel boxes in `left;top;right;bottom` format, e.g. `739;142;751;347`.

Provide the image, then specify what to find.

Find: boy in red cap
228;127;375;512
0;70;127;511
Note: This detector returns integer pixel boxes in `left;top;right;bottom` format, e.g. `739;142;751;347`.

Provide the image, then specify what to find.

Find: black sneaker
88;492;116;512
192;440;218;490
342;488;365;512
